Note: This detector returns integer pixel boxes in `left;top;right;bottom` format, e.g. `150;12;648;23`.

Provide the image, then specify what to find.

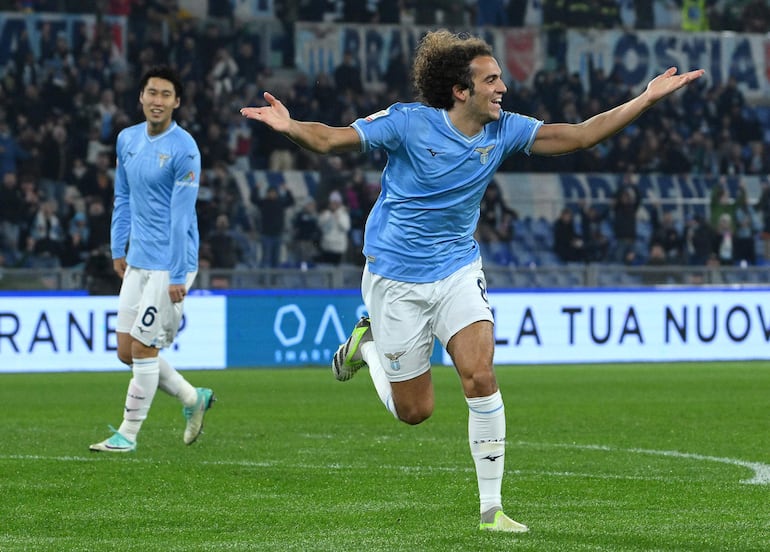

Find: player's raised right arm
240;92;360;154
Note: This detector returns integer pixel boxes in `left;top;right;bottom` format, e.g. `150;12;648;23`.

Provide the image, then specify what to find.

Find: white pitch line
516;441;770;485
3;442;769;485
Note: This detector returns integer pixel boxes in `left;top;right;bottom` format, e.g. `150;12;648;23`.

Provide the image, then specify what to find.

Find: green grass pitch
1;362;769;551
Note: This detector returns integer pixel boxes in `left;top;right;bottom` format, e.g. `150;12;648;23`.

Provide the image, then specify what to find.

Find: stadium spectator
649;205;685;264
344;168;376;263
579;200;611;263
252;179;295;268
611;172;642;262
61;208;91;267
382;50;411;98
553;206;585;263
474;0;508;26
316;189;350;265
291;196;320;266
37;122;71;212
709;176;735;229
207;213;245;269
0;120;29;178
333;50;364;96
641;242;673;285
26;198;65;268
477;180;518;264
757;176;770;261
733;182;759;265
0;171;25;262
85;196;111;251
685;212;714;266
198;121;234;169
712;212;735;266
208;47;239;99
740;0;770;33
232;38;264;90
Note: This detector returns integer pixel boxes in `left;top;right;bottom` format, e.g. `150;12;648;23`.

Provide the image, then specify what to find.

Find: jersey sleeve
169;139;201;284
350;103;410;153
110;131;131;259
500;111;544;156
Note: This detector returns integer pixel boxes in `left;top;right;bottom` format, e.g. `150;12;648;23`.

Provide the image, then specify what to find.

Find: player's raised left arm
240;92;360;154
531;67;705;156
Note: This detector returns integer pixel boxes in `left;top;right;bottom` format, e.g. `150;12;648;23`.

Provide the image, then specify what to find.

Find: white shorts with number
362;257;493;383
116;266;197;348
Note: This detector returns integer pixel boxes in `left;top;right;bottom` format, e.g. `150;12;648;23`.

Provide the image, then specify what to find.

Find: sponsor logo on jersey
364;108;390;122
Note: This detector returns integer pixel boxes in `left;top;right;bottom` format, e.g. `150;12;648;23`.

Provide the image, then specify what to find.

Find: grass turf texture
1;362;769;551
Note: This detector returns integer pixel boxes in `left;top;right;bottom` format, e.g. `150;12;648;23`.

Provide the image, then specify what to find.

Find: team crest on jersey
474;145;495;164
384;351;406;371
158;153;171;168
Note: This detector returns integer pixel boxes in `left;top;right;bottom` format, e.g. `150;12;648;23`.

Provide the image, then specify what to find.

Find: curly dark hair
412;30;494;110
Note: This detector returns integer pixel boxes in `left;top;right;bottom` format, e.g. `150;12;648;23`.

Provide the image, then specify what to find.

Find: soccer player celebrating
240;30;703;531
90;66;214;453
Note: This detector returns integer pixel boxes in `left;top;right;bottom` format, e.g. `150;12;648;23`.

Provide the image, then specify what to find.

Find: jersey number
141;306;158;327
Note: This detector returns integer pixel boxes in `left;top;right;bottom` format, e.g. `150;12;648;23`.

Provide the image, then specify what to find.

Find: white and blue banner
566;28;770;101
294;23;544;90
0;294;226;372
3;288;770;371
471;287;770;365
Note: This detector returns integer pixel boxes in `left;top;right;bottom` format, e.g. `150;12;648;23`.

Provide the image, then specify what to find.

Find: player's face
140;77;180;134
467;56;507;124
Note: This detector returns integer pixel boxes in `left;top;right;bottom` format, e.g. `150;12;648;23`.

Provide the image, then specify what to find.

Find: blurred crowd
0;0;769;287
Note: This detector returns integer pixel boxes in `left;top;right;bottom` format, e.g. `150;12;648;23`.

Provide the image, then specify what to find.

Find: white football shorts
362;257;493;382
116;266;197;348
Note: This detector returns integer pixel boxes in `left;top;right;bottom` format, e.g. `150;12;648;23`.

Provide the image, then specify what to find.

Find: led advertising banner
0;295;226;373
470;287;770;365
226;290;371;367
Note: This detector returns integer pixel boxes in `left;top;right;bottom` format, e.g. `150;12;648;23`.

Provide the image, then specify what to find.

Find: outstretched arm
530;67;705;156
240;92;361;154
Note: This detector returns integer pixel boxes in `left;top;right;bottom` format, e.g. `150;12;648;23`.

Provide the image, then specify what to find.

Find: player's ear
452;84;468;103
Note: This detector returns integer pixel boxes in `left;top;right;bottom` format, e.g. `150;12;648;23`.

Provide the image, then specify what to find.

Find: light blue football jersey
111;121;201;285
351;102;542;283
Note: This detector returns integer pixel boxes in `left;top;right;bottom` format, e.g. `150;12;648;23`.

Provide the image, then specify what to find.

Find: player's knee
466;369;497;397
117;349;132;366
397;402;433;425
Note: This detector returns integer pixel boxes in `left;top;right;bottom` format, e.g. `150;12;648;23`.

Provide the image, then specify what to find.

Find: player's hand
645;67;705;104
113;257;127;278
169;283;187;303
240;92;292;133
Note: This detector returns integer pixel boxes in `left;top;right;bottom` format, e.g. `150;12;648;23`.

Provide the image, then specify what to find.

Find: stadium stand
0;1;769;290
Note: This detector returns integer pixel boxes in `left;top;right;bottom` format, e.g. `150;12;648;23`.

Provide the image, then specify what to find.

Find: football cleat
89;426;136;453
332;316;372;382
479;509;529;533
183;388;216;445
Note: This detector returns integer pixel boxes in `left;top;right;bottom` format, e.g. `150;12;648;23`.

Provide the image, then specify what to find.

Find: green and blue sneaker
332;316;372;382
89;426;136;453
183;387;216;445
